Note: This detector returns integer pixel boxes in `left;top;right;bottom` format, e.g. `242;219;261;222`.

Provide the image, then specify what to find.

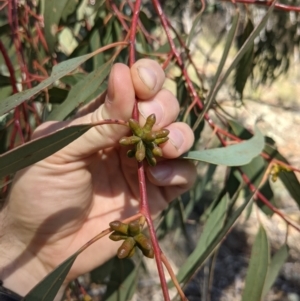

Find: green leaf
205;0;277;110
278;170;300;209
156;37;181;53
103;257;138;301
0;86;12;100
48;87;69;104
0;124;92;178
262;244;289;297
90;27;105;69
186;4;205;48
0;53;99;115
264;141;300;209
183;127;264;166
240;156;274;215
60;73;86;86
185;164;217;218
234;18;254;99
242;226;270;301
46;61;111;121
24;254;77;301
44;0;69;52
227;119;253;138
227;120;277;213
176;194;228;283
192;12;239;130
61;0;79;22
0;74;12;87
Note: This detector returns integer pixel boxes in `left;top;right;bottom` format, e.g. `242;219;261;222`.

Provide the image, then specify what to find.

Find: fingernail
149;163;173;182
169;128;184;150
137;67;157;90
138;100;164;125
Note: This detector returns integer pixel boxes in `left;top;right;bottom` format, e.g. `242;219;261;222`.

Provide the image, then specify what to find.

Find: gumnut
117;237;136;259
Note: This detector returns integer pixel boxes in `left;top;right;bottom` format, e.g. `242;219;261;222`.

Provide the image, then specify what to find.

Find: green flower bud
129;119;143;137
127;246;136;258
142;247;154;259
109;221;128;235
117;237;136;259
139;216;146;228
143;114;156;133
152;146;163;157
154;137;169;145
155;129;169;138
109;232;128;241
135;140;146;162
119;136;140;145
145;147;156;166
134;233;152;251
142;132;156;142
127;149;135;158
128;220;141;236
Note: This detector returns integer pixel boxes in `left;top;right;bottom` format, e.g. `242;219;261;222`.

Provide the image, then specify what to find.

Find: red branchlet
241;170;300;231
128;1;171;300
109;0;130;32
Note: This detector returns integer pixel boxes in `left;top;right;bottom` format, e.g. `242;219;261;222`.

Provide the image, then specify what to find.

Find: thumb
54;63;135;161
35;61;164;162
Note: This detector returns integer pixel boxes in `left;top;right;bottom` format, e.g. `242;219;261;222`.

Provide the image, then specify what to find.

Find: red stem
128;1;171;300
109;0;130;32
128;0;141;69
240;170;300;231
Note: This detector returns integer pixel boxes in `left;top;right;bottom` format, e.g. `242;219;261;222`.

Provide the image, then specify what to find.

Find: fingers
34;59;192;163
147;160;197;190
146;160;197;213
54;60;169;160
161;122;194;159
131;59;165;100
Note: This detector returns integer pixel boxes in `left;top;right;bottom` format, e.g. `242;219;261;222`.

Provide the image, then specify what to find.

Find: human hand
0;59;196;298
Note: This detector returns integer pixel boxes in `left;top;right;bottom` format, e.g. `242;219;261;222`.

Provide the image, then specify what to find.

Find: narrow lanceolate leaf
0;54;94;115
0;41;124;116
262;244;289;297
234;18;254;99
278;171;300;209
44;0;70;53
0;124;93;178
183;127;264;166
186;4;206;48
193;12;239;130
176;195;228;283
242;226;269;301
46;61;112;121
23;254;77;301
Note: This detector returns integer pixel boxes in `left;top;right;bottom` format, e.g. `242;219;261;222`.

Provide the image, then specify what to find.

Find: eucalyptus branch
127;1;171;300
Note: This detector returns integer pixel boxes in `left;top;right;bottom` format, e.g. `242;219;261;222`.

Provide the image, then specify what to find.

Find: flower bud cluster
109;218;154;259
119;114;169;166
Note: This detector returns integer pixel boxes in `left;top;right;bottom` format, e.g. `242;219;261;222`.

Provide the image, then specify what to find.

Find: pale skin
0;59;196;299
